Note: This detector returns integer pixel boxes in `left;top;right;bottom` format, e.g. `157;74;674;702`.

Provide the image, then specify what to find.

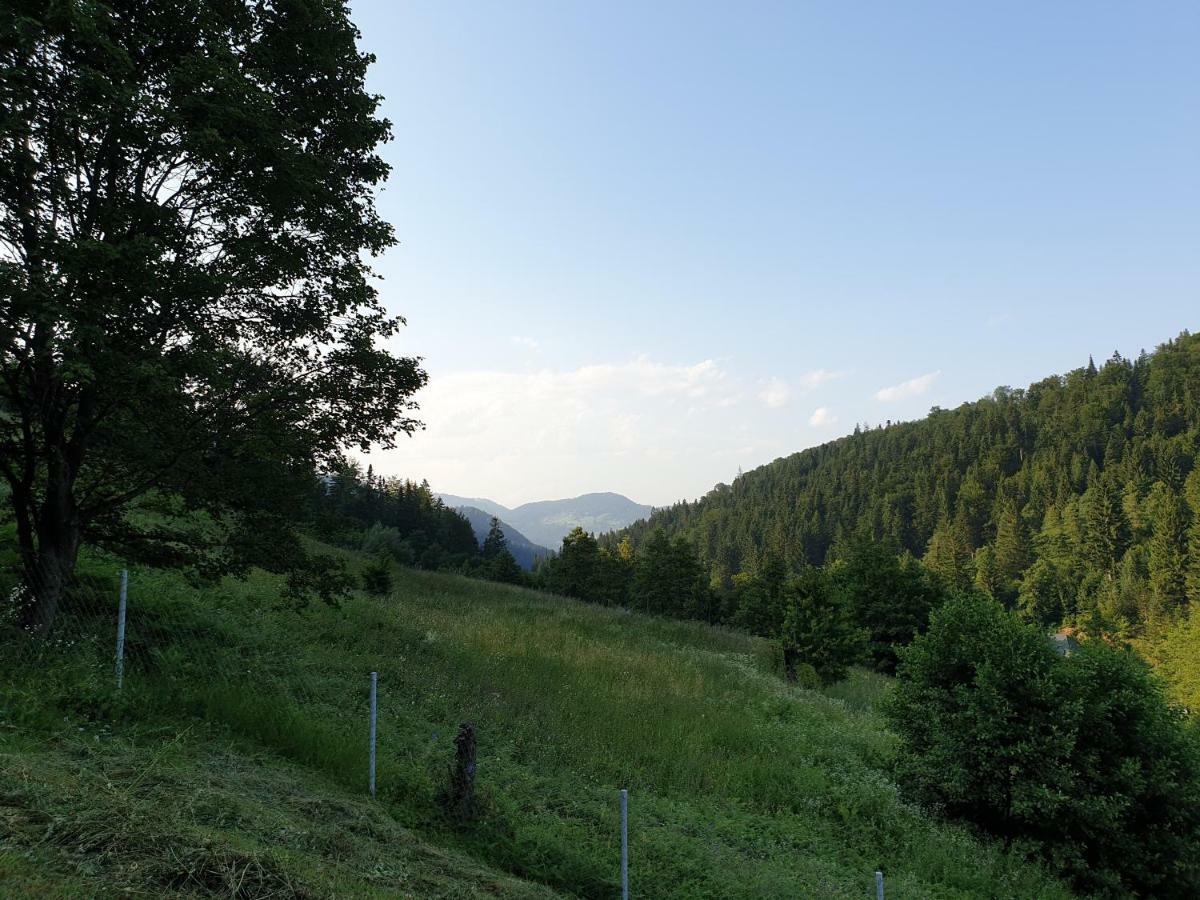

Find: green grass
0;551;1073;898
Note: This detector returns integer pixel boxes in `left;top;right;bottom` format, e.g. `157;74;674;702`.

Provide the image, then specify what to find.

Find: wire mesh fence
2;557;903;899
1;556;382;791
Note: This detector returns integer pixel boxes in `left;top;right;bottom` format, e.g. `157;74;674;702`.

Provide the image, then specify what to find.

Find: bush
360;555;392;596
777;568;863;685
1056;642;1200;896
886;594;1200;897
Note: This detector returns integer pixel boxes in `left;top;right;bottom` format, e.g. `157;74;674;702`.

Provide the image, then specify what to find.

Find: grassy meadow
0;549;1073;898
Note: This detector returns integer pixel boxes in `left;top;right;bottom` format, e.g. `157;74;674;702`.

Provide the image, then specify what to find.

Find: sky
348;1;1200;508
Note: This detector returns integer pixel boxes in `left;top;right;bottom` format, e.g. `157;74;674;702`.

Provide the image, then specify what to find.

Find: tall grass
2;554;1073;898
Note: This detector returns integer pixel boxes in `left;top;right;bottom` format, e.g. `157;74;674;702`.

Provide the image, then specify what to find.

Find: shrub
886;594;1200;897
360;555;392;596
1056;642;1200;896
777;568;863;685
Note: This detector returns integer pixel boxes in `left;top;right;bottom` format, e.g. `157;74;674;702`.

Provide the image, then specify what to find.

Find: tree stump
444;722;477;822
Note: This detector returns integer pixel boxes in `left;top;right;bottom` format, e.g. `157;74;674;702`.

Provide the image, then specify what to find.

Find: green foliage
615;334;1200;633
887;594;1200;897
886;596;1073;840
537;527;633;606
1148;488;1191;617
630;529;713;620
923;519;975;593
827;536;947;673
776;568;864;685
1147;609;1200;714
0;0;423;628
1057;642;1200;896
321;464;479;571
482;517;509;558
360;554;393;596
542;527;602;599
486;550;524;585
1016;557;1077;627
476;517;524;584
730;554;788;636
0;554;1073;898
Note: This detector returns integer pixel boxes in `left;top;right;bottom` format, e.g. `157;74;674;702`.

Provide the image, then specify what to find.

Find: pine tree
487;549;523;585
1187;517;1200;605
924;519;973;593
994;500;1031;581
482;517;507;558
973;545;1002;600
1149;489;1190;615
1082;470;1128;578
777;569;864;685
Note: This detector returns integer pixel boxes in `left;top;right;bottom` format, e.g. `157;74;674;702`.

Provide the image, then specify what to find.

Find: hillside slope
451;504;552;569
1;553;1070;898
439;492;653;549
616;332;1200;618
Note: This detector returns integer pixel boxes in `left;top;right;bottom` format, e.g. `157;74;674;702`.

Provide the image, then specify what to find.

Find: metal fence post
115;569;128;689
876;870;884;900
369;671;378;797
620;788;629;900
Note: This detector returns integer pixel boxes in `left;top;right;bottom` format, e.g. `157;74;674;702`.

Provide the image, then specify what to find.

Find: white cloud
376;357;760;505
795;369;842;392
875;370;941;402
809;406;834;427
758;368;841;409
759;377;791;408
511;335;540;351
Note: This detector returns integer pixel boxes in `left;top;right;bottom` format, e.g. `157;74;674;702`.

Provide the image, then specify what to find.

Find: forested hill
614;331;1200;628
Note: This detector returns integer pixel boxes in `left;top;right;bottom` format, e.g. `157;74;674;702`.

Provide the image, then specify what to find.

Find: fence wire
0;553;382;791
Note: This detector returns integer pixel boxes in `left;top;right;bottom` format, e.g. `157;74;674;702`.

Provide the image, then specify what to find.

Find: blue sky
351;1;1199;507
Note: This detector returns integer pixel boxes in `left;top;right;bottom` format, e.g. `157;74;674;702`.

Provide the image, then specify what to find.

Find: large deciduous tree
0;0;425;631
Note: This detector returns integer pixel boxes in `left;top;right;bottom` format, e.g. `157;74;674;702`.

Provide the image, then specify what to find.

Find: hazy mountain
446;505;551;570
436;494;511;522
437;491;654;550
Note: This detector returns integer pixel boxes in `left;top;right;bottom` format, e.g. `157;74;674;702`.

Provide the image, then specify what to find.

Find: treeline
613;332;1200;639
535;526;946;681
535;520;1200;895
310;463;523;586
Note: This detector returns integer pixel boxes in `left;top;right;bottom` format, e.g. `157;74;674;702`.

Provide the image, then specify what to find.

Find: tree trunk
783;646;799;682
17;467;82;635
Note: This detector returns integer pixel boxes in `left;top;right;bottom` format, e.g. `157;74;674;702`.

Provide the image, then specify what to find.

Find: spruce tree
1082;470;1129;578
1187;517;1200;605
973;545;1002;601
924;518;973;593
487;549;523;585
777;569;863;685
994;499;1031;582
1149;489;1190;615
482;517;508;558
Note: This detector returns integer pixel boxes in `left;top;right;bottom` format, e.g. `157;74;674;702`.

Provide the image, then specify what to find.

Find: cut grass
0;726;560;898
1;553;1073;898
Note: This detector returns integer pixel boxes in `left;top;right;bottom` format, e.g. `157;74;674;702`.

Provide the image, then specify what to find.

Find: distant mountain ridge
437;491;653;550
450;506;550;571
